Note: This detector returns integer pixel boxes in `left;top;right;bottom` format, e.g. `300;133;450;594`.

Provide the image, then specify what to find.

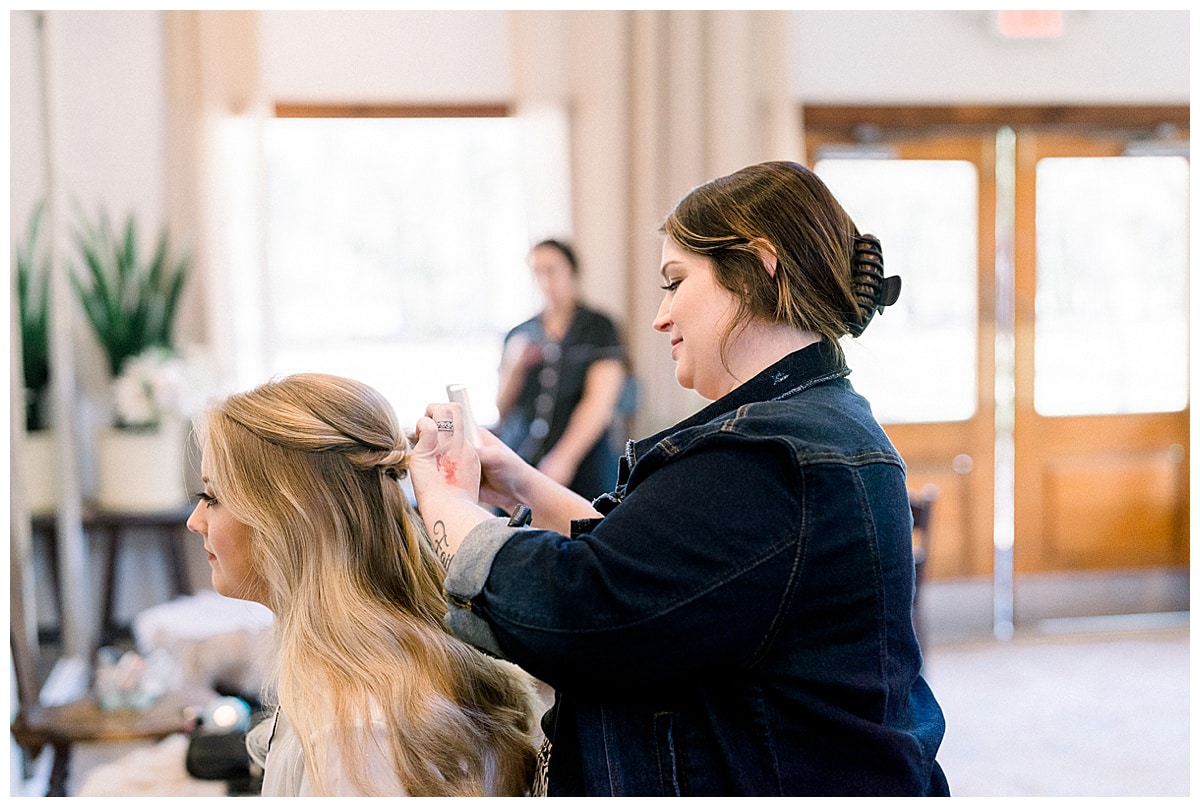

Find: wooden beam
274;102;511;119
802;104;1189;140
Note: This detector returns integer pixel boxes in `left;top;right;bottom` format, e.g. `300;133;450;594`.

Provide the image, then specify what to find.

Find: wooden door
809;124;1190;581
1012;133;1190;572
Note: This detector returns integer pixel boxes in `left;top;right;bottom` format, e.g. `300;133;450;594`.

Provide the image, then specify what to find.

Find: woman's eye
194;491;218;507
660;279;681;292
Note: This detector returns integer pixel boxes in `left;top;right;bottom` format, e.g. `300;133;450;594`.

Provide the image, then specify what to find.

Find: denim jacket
444;340;949;796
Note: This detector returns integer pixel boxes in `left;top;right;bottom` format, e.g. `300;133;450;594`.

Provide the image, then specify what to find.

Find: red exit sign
996;10;1064;39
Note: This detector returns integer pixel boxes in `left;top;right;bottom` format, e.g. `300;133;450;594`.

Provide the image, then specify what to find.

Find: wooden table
11;683;217;796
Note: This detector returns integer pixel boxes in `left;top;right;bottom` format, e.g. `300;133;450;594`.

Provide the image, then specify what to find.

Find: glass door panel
816;159;979;424
1033;156;1189;417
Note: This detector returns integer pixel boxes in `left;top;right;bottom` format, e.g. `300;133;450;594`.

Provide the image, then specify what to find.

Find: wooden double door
806;119;1189;580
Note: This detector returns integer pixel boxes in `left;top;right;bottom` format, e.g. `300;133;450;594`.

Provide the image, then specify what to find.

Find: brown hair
531;238;579;276
661;160;863;366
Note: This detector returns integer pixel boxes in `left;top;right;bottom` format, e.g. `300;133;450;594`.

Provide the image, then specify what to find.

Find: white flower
112;347;187;429
113;372;159;427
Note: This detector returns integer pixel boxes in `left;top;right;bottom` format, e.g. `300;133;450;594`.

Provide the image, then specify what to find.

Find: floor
10;572;1192;797
923;620;1189;796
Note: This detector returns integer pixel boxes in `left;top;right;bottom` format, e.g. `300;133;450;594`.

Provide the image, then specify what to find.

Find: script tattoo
432;520;451;570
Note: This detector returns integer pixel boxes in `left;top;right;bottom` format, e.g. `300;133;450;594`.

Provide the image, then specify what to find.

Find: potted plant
71;208;189;384
70;207;191;512
15;201;58;514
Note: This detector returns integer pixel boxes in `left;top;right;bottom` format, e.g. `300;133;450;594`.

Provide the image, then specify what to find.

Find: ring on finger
435;420;455;432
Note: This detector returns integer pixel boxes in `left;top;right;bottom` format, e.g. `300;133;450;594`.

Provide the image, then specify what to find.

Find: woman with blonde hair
186;373;538;796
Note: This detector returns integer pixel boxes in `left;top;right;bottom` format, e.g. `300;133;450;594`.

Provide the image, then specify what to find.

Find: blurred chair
909;484;940;648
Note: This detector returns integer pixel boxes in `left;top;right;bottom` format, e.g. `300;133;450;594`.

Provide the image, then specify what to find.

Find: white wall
11;9;1189;245
789;10;1189;104
249;10;1191;108
11;11;167;243
259;10;511;103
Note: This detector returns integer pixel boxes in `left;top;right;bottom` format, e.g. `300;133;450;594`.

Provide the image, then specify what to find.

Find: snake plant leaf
119;213;137;292
16;202;51;413
70;208;190;378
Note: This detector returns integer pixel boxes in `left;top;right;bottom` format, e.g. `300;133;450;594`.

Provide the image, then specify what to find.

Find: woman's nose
653;296;671;332
185;501;205;534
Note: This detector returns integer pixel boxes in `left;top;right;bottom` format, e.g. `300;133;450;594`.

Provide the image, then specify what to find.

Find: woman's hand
411;403;604;546
472;426;529;513
495;335;542;419
479;424;604;535
410;402;481;505
536;449;577;487
504;333;543;372
409;403;491;567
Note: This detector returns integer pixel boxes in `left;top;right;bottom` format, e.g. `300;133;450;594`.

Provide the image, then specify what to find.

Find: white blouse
246;707;407;796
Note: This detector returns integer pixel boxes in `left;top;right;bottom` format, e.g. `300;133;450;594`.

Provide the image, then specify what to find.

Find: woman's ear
750;239;779;278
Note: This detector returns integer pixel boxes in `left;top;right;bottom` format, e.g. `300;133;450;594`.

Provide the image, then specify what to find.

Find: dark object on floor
185;689;266;796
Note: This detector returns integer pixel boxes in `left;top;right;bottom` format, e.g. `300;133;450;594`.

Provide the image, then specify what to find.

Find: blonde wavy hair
195;373;537;796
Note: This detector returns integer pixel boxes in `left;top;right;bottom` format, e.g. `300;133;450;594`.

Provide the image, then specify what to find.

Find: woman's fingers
410;403;481;499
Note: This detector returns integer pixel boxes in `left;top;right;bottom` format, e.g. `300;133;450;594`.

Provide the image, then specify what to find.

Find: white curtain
164;11;267;392
511;10;800;435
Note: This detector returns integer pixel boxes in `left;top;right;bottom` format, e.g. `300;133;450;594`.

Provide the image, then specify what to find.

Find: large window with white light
259;116;540;427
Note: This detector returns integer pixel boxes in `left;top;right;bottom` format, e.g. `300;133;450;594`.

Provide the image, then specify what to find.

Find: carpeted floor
921;625;1189;797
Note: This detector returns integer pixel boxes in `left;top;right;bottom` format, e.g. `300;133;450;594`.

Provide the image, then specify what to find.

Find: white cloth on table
132;590;273;695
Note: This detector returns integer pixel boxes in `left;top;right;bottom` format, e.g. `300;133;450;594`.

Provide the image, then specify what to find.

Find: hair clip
848;234;901;337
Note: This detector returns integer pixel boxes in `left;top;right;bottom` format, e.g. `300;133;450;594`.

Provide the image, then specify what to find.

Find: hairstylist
409;160;950;796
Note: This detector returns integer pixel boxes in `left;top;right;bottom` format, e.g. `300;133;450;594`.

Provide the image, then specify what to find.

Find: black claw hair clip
847;234;901;337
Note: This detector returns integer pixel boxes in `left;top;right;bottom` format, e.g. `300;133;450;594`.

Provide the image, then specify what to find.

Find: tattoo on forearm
432;520;451;570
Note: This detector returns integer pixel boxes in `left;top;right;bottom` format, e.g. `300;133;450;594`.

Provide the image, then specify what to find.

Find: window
259;116;540;427
815;157;979;424
1033;155;1189;416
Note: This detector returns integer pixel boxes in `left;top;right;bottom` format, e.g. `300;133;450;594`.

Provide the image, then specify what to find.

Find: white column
39;9;96;663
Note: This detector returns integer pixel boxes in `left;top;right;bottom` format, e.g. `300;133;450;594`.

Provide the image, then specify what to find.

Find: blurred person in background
495;239;628;502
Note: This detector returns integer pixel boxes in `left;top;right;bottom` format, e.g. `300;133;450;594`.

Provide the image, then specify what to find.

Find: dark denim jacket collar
631;338;849;463
588;340;849;518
